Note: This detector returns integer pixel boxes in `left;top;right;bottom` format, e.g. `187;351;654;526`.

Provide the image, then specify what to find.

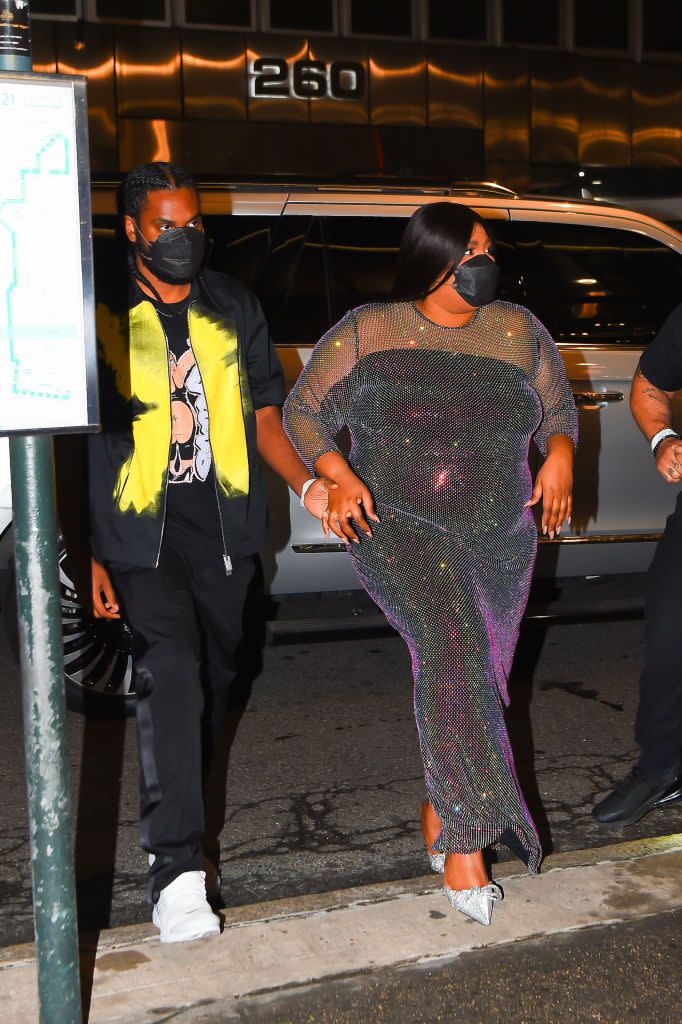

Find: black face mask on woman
452;253;500;308
135;224;206;284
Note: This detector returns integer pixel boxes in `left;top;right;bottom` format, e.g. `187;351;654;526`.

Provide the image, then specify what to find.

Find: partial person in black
88;162;330;943
593;303;682;827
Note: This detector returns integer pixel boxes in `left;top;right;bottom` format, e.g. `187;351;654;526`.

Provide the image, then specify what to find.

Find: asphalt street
1;611;682;949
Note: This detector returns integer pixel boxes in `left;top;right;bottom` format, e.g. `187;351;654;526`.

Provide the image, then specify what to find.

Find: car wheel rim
59;547;135;700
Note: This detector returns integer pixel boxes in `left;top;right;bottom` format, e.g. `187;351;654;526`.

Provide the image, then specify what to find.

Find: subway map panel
0;75;94;433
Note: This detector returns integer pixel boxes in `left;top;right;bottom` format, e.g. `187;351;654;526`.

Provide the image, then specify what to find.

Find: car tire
2;538;136;718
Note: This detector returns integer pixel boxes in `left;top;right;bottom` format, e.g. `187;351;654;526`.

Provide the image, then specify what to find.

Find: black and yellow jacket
88;267;284;570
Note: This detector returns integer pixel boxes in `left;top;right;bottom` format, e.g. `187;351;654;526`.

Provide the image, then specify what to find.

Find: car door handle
573;390;624;407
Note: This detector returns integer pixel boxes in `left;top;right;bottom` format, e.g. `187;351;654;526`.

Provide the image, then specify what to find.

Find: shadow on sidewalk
506;619;552;857
74;714;127;1019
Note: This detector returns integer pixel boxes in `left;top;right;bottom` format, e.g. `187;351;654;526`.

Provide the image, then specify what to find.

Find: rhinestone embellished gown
283;300;578;872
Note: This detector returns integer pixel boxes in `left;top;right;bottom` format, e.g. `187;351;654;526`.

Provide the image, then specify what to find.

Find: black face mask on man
452;253;500;308
135;224;206;284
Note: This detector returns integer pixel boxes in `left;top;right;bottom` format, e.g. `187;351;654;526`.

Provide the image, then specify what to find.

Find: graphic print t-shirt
150;289;223;543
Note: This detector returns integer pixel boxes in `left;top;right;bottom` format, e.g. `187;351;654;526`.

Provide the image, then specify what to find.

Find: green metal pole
10;436;82;1024
2;3;82;1021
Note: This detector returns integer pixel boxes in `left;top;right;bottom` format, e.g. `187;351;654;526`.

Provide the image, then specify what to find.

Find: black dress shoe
592;766;681;827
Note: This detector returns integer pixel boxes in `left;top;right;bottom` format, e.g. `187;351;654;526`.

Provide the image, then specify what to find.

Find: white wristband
650;428;679;454
300;477;317;506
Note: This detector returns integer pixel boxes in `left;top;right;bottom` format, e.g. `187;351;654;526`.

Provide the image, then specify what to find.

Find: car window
209;213;331;346
204;214;273;292
495;221;682;344
323;214;524;323
324;216;405;324
264;216;331;345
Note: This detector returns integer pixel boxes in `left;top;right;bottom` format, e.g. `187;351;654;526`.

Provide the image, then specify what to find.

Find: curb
1;831;680;968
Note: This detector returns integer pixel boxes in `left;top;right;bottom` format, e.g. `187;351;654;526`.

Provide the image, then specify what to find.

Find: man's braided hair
120;161;197;222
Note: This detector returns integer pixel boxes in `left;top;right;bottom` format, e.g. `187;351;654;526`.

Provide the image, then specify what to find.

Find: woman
283;203;577;925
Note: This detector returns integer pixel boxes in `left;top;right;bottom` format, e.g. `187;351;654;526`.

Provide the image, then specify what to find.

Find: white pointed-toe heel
428;850;445;872
444;882;503;925
421;800;445;873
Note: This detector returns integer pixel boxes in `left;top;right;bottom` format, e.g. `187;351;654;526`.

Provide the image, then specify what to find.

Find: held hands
526;449;573;540
655;437;682;483
92;557;120;620
302;477;337;521
320;467;379;544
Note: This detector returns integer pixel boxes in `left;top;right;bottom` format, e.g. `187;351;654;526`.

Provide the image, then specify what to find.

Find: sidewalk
1;834;680;1023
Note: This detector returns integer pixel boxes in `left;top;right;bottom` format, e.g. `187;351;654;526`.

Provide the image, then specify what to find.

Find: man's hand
302;477;336;521
655;436;682;483
92;557;120;619
322;467;379;544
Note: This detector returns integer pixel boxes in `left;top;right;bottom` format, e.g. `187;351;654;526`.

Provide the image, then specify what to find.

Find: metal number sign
250;58;366;100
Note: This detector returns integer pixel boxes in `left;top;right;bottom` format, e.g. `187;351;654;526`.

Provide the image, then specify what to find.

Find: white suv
2;181;682;711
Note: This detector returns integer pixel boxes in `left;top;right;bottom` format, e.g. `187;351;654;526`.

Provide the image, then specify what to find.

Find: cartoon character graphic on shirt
169;339;212;483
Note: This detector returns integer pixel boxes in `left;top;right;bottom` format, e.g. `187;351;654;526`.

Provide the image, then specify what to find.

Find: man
89;162;327;942
592;306;682;827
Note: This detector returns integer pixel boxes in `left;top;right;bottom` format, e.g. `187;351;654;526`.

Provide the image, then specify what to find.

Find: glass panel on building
32;0;78;14
269;0;334;33
95;0;167;20
184;0;253;27
575;0;628;50
643;0;682;52
428;1;487;41
503;0;559;46
351;0;412;37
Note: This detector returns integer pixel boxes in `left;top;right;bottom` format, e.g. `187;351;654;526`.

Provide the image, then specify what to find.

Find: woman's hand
92;557;120;619
322;467;379;544
526;435;574;540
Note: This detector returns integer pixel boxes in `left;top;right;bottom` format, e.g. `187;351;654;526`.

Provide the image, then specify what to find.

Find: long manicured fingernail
543;526;547;534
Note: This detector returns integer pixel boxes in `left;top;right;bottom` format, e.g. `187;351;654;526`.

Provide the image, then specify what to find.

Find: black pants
109;543;258;903
636;491;682;779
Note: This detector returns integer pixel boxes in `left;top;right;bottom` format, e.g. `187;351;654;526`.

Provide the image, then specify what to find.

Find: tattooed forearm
641;384;668;405
630;368;663;403
634;368;670;407
631;366;674;440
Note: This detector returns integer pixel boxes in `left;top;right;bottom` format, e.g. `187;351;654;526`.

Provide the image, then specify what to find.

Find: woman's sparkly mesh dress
284;300;578;872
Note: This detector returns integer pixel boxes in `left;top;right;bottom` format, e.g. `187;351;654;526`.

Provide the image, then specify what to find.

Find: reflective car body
3;181;682;597
3;180;682;709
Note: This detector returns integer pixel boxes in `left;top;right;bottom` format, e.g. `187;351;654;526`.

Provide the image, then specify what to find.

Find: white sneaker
152;871;221;943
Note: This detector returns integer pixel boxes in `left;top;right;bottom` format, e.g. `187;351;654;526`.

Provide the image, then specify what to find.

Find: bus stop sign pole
0;3;82;1022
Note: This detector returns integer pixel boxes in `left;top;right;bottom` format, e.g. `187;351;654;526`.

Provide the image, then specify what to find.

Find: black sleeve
241;289;285;410
639;304;682;391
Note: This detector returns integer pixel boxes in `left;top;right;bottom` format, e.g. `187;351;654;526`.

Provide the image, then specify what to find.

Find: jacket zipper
187;305;233;576
155;308;173;569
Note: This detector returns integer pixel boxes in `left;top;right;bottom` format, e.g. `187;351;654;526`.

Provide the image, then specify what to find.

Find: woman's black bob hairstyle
393;202;490;302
